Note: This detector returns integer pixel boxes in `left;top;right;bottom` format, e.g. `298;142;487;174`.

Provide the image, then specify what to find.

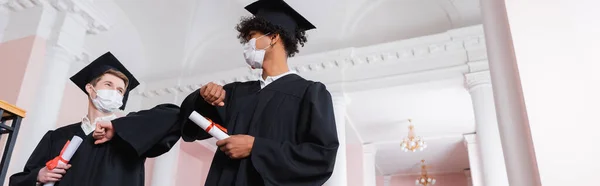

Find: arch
433;0;463;28
339;0;388;39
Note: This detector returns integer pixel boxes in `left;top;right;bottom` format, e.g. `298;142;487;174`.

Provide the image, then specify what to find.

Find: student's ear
85;83;95;96
270;34;280;46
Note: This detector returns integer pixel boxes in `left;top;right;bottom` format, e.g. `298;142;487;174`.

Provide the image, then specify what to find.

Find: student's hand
92;124;105;141
93;121;115;145
216;135;254;159
200;82;225;107
37;163;71;183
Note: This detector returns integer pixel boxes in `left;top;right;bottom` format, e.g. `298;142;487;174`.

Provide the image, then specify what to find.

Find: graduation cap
245;0;316;36
70;52;140;110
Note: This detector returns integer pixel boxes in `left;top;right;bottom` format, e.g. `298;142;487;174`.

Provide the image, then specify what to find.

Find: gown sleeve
110;103;182;158
179;83;235;142
250;82;340;185
9;131;53;186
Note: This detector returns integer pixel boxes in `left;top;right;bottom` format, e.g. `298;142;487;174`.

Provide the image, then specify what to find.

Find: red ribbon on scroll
45;140;70;170
204;118;228;133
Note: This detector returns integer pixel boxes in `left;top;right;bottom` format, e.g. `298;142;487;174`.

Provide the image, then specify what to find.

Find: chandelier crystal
400;119;427;152
415;160;436;186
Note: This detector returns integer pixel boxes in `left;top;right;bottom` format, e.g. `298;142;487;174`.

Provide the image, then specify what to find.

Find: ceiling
85;0;482;81
84;0;482;177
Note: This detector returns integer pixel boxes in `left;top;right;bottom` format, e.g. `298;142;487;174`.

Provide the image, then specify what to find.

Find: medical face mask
243;35;271;69
90;87;123;113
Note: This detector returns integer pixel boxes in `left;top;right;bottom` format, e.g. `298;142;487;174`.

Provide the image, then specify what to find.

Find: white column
464;71;509;186
463;134;483;186
362;144;377;186
383;175;391;186
27;44;78;134
4;0;109;180
478;0;541;185
323;93;348;186
151;142;181;186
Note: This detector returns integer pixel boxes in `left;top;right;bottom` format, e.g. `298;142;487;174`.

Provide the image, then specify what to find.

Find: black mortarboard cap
245;0;316;35
70;52;140;110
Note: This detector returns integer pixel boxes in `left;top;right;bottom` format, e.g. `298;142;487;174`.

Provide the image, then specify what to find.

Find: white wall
504;0;600;185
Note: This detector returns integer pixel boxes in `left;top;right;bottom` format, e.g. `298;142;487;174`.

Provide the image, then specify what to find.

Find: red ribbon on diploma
45;140;70;170
204;117;227;133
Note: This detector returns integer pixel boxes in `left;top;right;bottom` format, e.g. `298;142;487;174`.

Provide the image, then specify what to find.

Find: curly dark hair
235;16;308;57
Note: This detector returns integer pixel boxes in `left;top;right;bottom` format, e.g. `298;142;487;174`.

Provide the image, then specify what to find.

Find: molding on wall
139;25;487;98
1;0;109;33
0;0;39;10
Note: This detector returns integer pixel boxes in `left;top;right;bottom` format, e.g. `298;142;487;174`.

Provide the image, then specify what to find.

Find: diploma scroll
188;111;230;140
43;136;83;186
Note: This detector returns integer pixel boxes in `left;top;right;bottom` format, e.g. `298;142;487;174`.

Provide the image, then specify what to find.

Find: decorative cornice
464;70;492;91
139;26;487;98
467;60;490;73
1;0;109;33
0;0;40;11
48;0;109;33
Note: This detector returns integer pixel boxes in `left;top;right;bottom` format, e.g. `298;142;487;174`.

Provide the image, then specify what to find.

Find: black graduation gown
180;74;339;186
9;104;182;186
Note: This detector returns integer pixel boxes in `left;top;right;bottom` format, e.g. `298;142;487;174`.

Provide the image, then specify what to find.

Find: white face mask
243;35;271;69
91;87;123;113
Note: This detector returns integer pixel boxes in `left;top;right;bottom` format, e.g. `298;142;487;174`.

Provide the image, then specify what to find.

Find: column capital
464;70;491;91
463;133;477;145
47;45;77;64
363;144;377;154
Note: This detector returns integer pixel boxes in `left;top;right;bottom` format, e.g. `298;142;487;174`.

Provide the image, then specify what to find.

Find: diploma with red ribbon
188;111;229;140
43;136;83;186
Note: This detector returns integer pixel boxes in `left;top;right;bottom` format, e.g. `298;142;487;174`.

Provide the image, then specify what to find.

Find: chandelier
400;119;427;152
415;160;436;186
